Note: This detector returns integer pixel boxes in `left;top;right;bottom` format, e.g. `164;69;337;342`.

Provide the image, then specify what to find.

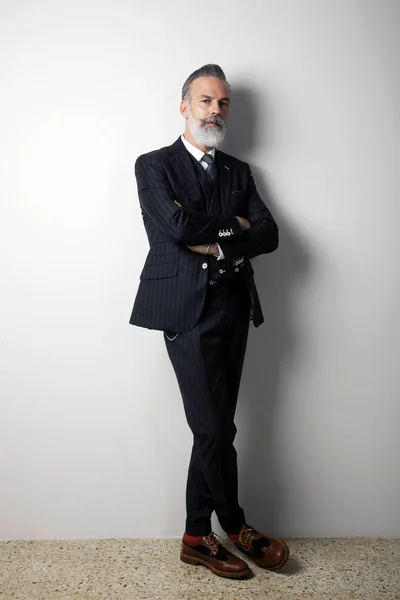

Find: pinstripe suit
130;136;278;535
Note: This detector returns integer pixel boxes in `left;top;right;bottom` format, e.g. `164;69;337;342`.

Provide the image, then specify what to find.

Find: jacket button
235;267;239;272
202;263;208;269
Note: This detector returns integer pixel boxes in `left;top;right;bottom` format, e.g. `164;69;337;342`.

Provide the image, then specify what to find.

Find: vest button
235;267;239;272
202;263;208;269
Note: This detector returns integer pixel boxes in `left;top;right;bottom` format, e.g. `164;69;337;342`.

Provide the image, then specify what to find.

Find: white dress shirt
181;134;225;260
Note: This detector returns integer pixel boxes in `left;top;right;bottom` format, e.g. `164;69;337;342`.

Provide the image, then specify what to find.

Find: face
181;76;230;149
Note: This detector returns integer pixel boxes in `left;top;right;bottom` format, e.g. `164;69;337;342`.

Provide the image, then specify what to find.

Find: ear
180;100;189;120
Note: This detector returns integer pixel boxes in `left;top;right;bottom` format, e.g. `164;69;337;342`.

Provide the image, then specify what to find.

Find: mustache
200;116;226;127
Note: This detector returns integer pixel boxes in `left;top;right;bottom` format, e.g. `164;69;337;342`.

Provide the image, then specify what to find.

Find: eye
202;99;211;103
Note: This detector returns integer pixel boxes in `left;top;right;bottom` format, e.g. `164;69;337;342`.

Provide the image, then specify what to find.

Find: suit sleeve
217;164;279;267
135;155;243;246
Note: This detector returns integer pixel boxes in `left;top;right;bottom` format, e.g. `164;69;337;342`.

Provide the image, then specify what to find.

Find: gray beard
187;108;227;148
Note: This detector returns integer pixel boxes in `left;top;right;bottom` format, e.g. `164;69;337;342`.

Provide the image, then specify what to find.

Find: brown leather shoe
233;525;289;569
180;532;251;579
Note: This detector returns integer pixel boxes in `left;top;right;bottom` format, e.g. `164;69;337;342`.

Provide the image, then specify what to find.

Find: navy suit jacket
129;137;279;332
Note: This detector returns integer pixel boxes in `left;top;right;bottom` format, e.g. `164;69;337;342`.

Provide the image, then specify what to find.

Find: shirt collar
181;134;216;162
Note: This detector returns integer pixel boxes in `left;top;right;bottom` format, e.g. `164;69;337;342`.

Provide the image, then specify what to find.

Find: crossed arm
135;155;278;265
217;166;279;266
172;200;251;257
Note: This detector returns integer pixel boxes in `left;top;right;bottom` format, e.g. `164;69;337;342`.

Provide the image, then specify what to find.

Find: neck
183;130;214;154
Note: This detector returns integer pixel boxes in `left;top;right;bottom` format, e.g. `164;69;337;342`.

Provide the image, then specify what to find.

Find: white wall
0;0;399;540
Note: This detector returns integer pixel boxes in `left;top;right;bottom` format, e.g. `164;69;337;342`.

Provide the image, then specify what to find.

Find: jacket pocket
140;261;179;280
146;253;178;266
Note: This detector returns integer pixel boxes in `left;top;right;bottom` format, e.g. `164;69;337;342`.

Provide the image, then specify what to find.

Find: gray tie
201;154;217;184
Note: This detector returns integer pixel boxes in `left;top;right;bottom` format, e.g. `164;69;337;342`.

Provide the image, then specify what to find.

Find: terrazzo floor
0;537;399;600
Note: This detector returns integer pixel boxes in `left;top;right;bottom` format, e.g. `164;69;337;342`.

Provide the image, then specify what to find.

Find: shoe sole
180;551;251;579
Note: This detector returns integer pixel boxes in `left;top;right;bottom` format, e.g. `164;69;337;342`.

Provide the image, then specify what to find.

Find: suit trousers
164;277;251;536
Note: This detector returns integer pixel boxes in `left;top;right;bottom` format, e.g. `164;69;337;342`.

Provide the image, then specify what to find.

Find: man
130;64;288;579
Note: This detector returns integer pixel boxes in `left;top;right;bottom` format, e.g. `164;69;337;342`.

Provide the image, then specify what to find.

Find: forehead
190;76;230;99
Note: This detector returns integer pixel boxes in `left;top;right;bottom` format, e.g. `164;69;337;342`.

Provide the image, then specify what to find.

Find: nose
211;102;221;116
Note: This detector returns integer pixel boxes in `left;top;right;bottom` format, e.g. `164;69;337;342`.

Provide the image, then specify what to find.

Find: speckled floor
0;537;399;600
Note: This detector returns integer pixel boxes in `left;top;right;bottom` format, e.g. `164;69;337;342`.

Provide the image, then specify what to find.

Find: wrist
210;242;219;257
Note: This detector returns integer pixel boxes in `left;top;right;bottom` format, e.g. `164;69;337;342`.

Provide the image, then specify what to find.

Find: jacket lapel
168;137;206;211
168;138;234;214
215;150;233;214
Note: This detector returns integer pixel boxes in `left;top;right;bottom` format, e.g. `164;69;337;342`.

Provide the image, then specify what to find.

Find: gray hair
181;64;231;101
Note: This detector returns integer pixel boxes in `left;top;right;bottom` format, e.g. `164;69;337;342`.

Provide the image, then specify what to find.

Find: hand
236;216;251;231
173;202;218;255
186;243;219;257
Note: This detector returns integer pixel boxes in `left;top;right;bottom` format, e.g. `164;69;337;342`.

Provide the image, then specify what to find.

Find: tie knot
202;154;214;165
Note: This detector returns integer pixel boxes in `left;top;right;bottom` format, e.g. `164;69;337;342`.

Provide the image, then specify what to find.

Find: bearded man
129;64;288;578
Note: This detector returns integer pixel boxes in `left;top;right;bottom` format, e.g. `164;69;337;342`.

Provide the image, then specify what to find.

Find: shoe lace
238;526;253;552
203;532;220;554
